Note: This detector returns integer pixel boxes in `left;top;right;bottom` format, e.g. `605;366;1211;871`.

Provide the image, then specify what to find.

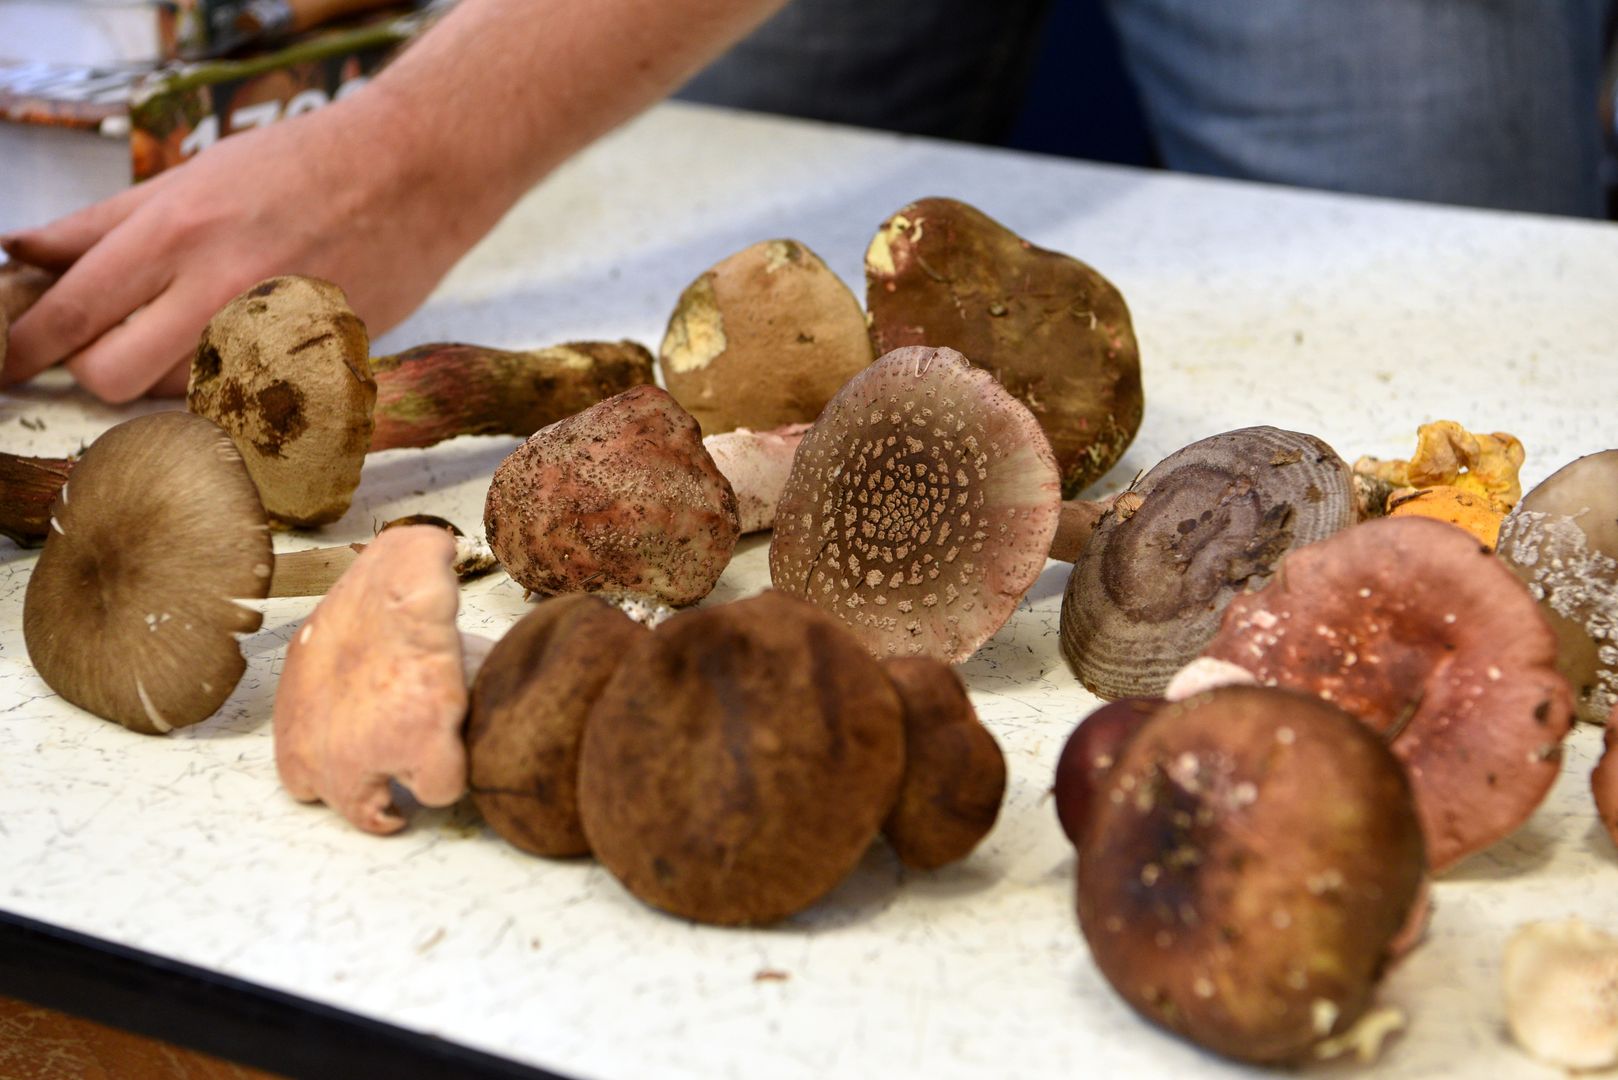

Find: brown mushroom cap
577;590;906;926
1200;515;1574;873
484;384;740;605
660;239;874;435
1592;710;1618;850
188;276;375;528
1052;697;1164;847
1078;686;1425;1065
22;412;273;734
769;345;1062;663
466;594;648;857
1059;426;1356;700
865;196;1143;497
1496;450;1618;724
879;656;1006;869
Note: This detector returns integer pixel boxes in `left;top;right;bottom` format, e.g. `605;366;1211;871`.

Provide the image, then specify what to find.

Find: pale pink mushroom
702;423;810;534
274;525;470;834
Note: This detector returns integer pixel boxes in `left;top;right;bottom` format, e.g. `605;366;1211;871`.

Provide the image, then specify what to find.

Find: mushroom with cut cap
1077;685;1425;1065
1060;426;1357;701
1504;918;1618;1070
769;345;1062;663
274;525;473;834
1199;514;1574;872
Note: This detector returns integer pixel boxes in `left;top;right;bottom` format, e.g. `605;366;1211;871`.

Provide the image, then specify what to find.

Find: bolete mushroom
865;196;1142;497
484;384;740;606
22;412;273;734
769;345;1061;663
660;239;874;435
1060;426;1357;701
1077;685;1425;1065
577;590;906;926
188;275;653;527
1504;919;1618;1070
273;525;472;834
1198;515;1574;873
1496;450;1618;724
465;594;648;857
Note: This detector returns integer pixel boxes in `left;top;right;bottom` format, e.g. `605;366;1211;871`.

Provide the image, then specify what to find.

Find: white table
3;102;1617;1079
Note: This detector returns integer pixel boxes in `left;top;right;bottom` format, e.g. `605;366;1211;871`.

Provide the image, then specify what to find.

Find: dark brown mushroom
1199;515;1574;873
1052;696;1164;847
466;594;648;857
865;196;1142;497
1077;685;1425;1065
879;656;1005;869
769;345;1062;663
0;451;75;547
22;412;273;734
576;590;905;926
1060;426;1357;700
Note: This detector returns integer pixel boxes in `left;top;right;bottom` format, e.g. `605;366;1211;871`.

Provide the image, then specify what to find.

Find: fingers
63;279;216;403
149;356;193;398
1;179;162;271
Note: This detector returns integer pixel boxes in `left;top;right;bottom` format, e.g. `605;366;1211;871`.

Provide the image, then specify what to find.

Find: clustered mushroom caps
23;412;273;734
1198;514;1574;873
1060;426;1357;701
769;344;1062;664
273;525;471;835
484;384;740;606
865;196;1143;498
1076;685;1425;1066
660;239;874;435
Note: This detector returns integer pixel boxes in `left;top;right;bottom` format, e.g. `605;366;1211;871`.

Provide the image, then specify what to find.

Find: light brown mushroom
273;525;471;834
1504;919;1618;1070
769;345;1062;663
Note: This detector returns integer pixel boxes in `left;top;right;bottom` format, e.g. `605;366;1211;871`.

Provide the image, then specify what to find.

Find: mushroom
484;384;739;606
1503;918;1618;1070
1077;685;1425;1065
1052;696;1163;847
0;451;75;547
865;196;1143;497
465;594;648;857
1354;420;1524;515
660;239;874;435
22;412;273;734
1060;426;1357;701
265;514;496;597
187;275;653;527
1592;705;1618;847
1198;515;1574;872
273;524;472;834
577;590;906;925
1496;449;1618;724
701;422;810;534
1384;484;1506;548
880;656;1006;869
769;345;1062;663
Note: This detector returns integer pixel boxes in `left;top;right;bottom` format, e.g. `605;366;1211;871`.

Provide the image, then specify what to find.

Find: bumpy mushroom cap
1060;426;1356;700
865;196;1142;497
484;385;740;605
1052;697;1163;847
660;239;874;435
1504;918;1618;1070
466;595;648;857
769;345;1061;663
1078;686;1425;1065
188;276;375;528
274;526;469;835
880;656;1005;869
577;591;906;926
1200;515;1573;873
702;423;810;534
23;413;273;734
1497;450;1618;724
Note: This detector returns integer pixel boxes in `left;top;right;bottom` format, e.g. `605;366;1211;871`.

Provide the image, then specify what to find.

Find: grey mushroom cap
768;345;1062;663
23;412;273;734
1060;426;1357;700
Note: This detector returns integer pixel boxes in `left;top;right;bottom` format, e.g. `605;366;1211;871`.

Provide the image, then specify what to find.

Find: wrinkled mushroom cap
1060;426;1356;700
769;345;1061;663
23;412;272;734
577;590;905;926
1200;515;1573;873
188;276;375;528
1078;686;1425;1065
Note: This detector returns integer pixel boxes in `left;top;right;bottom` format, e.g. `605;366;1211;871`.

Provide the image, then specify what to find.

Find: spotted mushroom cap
1199;515;1574;873
187;276;375;528
1059;426;1356;700
22;412;273;734
768;345;1061;663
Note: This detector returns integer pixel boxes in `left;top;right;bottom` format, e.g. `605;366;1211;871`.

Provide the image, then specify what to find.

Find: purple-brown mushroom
1052;697;1164;847
1592;705;1618;850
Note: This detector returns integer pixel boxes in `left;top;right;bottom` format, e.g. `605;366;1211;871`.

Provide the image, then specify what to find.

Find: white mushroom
1504;918;1618;1070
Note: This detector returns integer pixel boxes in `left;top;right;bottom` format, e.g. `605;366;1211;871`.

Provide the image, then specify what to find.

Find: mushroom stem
368;341;655;452
0;451;75;547
268;517;496;597
1049;492;1142;562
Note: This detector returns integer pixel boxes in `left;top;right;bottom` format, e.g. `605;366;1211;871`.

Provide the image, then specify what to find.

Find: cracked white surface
3;102;1618;1078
